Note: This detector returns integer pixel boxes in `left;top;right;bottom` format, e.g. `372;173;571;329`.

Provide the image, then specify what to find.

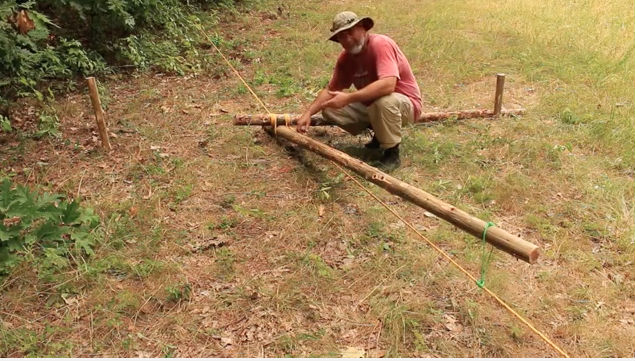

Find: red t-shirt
328;33;422;120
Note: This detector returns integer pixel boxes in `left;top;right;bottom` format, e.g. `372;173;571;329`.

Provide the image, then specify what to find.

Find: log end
527;246;540;264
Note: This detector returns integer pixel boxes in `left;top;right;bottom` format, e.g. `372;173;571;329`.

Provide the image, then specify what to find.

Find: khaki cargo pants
322;92;414;149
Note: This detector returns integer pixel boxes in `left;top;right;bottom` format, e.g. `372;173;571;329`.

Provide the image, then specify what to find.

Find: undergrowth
0;0;249;131
0;178;100;276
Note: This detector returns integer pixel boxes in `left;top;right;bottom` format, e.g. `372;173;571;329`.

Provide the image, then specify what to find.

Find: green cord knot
476;221;496;288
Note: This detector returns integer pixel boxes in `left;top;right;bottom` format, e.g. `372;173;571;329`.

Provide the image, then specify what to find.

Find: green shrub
0;178;101;275
0;0;241;108
0;114;10;132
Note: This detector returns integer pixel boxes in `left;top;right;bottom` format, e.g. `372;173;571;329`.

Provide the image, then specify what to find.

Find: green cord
476;221;496;288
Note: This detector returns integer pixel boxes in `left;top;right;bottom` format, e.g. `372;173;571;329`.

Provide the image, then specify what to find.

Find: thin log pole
235;114;333;126
234;108;524;126
86;77;111;151
266;125;539;264
494;73;505;117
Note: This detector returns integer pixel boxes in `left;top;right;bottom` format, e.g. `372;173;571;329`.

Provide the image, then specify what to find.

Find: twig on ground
0;310;34;324
356;264;407;307
76;169;86;199
133;282;165;324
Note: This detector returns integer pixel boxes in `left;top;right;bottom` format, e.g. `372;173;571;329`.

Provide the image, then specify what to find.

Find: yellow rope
197;24;570;358
270;113;277;134
331;163;570;358
196;25;273;115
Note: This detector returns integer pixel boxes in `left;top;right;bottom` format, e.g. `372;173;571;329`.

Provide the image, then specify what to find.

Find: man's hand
323;91;351;109
296;113;311;133
296;88;337;133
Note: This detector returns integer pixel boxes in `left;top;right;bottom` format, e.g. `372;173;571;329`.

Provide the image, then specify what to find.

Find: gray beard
349;43;363;54
348;36;366;54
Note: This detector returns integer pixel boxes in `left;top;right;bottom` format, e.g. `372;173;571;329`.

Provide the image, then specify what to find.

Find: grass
0;0;633;357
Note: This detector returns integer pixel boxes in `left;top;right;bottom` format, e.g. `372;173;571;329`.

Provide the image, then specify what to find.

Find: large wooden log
266;125;539;264
234;108;525;126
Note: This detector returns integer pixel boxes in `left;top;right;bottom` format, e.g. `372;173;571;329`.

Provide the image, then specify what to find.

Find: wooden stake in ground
264;125;539;264
234;108;525;126
494;73;506;117
86;77;111;151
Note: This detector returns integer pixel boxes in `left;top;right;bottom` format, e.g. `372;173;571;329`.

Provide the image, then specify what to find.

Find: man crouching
296;11;422;170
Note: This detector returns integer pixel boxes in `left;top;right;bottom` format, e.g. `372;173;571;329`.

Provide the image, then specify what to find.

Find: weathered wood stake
494;73;506;117
234;108;524;126
264;125;539;264
86;77;111;151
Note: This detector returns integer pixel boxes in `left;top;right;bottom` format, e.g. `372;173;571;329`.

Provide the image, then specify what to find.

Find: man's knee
322;106;369;136
322;107;339;122
369;94;400;115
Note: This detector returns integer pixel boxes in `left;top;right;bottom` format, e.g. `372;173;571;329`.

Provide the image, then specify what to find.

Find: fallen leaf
61;293;79;305
3;216;21;227
423;211;437;218
220;337;233;347
12;10;35;34
341;346;365;358
443;314;463;333
318;205;325;217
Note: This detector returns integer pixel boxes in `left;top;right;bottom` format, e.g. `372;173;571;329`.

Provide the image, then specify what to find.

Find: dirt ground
1;5;634;358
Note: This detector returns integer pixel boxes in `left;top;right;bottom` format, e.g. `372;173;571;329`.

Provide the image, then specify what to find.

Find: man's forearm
348;77;396;104
302;88;334;116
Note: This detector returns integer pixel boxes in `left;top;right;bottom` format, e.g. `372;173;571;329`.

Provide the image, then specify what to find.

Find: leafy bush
0;0;241;110
0;178;101;275
0;114;10;132
0;1;107;106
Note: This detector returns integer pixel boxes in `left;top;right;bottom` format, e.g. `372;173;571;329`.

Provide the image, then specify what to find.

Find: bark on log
265;125;539;264
234;108;525;126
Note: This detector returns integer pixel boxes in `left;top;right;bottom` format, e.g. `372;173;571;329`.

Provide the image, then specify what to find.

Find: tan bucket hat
328;11;374;42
